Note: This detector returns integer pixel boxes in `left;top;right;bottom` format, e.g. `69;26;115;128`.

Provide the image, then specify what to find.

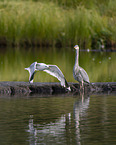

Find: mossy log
0;82;116;97
0;81;115;97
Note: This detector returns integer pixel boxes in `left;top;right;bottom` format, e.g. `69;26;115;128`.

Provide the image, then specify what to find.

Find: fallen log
0;81;115;97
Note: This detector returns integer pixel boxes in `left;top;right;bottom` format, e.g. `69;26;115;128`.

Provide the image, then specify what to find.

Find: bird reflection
26;95;90;145
73;94;90;144
26;114;67;145
26;115;38;145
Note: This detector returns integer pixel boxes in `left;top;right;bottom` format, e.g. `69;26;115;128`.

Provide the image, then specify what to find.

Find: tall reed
0;1;115;48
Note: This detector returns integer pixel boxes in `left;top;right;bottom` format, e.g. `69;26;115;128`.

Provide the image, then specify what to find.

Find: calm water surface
0;47;116;82
0;47;116;144
0;94;116;145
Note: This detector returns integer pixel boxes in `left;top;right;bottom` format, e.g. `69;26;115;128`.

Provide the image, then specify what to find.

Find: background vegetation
0;0;116;49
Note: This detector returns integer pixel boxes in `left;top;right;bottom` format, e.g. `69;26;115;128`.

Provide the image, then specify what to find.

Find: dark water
0;47;116;144
0;94;116;145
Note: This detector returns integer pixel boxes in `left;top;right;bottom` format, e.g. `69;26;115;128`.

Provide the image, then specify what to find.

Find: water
0;47;116;82
0;47;116;144
0;94;116;145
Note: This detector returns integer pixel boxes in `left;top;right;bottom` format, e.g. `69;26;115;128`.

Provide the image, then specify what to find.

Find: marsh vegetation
0;0;116;49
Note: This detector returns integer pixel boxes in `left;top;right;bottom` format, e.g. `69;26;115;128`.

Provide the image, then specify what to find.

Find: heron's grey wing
43;65;66;87
36;63;49;71
79;66;90;83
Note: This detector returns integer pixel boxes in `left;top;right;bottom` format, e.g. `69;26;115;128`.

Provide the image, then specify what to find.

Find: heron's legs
82;81;83;87
80;90;84;103
80;81;84;90
80;81;84;100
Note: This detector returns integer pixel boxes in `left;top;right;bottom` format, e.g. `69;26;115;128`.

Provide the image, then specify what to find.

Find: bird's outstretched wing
44;65;66;86
36;63;71;90
25;62;71;91
79;66;90;83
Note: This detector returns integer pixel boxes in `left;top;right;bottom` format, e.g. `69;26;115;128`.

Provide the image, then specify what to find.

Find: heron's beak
74;45;79;50
74;45;78;49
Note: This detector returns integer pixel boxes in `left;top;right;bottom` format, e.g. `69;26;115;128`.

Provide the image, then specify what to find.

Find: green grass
0;0;115;48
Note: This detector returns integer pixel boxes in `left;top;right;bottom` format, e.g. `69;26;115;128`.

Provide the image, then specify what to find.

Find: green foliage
0;0;115;48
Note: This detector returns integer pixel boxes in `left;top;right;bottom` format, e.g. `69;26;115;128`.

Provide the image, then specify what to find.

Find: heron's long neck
74;49;79;68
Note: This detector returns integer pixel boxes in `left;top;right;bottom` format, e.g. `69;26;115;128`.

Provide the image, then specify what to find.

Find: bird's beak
25;68;29;71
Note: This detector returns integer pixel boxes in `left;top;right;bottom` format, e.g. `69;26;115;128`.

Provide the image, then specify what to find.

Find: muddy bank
0;81;115;97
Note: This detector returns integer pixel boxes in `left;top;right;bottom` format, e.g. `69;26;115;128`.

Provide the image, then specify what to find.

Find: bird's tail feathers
89;82;94;87
85;81;94;87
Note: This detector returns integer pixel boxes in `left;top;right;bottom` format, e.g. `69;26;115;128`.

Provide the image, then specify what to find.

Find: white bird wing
43;65;66;87
36;63;49;71
79;66;90;83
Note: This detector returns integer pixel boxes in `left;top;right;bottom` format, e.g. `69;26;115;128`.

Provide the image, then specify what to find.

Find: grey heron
73;45;90;88
25;62;71;91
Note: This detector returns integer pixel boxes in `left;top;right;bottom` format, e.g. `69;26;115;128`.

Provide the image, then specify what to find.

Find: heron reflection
73;94;90;144
26;94;90;145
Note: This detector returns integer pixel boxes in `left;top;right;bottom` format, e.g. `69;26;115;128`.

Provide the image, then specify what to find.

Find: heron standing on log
25;62;71;91
73;45;90;88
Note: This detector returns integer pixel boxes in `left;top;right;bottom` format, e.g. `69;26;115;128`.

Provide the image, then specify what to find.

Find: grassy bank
0;0;116;49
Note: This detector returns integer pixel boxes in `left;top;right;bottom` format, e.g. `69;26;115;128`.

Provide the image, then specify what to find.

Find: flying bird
73;45;90;88
25;62;71;91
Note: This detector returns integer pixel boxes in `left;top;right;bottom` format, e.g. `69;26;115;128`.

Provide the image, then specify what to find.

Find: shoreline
0;82;115;97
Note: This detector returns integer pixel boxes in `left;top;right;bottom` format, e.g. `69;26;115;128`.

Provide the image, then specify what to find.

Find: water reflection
74;95;90;145
27;114;67;145
0;47;115;82
26;94;90;145
0;94;116;144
